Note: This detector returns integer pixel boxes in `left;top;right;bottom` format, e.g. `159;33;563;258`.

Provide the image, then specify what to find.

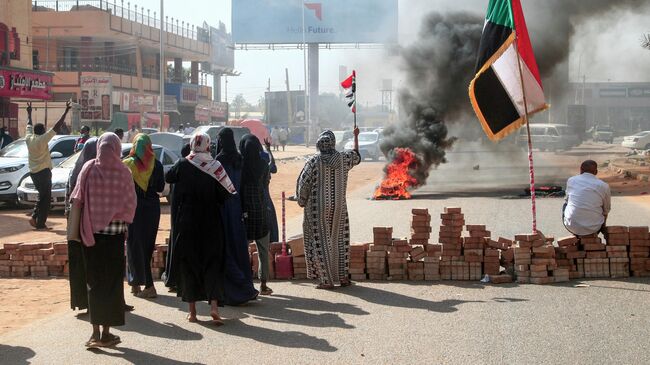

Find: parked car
593;126;614;144
345;132;382;161
517;124;580;152
621;131;650;150
17;143;179;208
0;135;78;204
141;128;159;135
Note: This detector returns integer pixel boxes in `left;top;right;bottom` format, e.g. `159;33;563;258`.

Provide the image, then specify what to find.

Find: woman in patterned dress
296;129;360;289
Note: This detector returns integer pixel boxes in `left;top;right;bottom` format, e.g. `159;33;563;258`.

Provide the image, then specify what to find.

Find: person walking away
270;127;280;151
297;129;361;289
563;160;611;237
164;143;191;292
26;101;71;230
123;134;165;298
216;128;259;305
261;139;279;243
74;125;91;152
0;127;13;149
70;132;136;348
278;127;289;152
166;133;236;324
240;135;273;295
66;137;98;312
124;125;138;143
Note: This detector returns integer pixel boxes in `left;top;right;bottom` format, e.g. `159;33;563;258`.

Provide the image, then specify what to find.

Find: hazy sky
136;0;650;106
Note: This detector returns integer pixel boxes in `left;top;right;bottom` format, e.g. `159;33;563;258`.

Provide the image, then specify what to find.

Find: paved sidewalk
2;279;650;364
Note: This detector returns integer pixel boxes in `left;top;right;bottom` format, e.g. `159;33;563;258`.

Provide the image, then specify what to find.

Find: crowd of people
14;99;618;350
56;109;361;348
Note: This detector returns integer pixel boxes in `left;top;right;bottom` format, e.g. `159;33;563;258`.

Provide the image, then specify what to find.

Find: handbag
66;199;82;242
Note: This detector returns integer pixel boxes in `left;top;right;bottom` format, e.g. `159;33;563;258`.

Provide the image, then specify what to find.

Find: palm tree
643;33;650;50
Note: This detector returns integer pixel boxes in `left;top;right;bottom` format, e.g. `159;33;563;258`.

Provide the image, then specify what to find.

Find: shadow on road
75;311;203;341
0;344;36;365
237;294;368;329
335;284;484;313
203;317;337;352
89;347;205;364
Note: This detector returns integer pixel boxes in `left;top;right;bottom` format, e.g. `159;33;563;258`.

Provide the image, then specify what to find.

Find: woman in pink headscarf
166;132;235;325
71;132;136;348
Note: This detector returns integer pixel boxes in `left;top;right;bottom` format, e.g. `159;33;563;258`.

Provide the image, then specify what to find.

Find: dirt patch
600;169;650;196
0;278;70;335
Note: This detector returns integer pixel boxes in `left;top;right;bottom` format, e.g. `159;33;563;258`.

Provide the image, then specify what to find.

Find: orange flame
373;148;420;200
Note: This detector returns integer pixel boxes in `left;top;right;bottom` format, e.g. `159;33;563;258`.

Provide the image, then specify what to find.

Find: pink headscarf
187;132;236;194
71;133;137;246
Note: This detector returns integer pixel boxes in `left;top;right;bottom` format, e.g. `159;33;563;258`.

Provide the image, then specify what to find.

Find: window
50;139;76;158
547;128;559;137
63;47;79;71
0;23;8;66
32;50;39;70
9;27;19;61
153;147;162;161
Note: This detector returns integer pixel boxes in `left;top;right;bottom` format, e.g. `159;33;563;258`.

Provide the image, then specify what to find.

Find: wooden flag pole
514;36;538;234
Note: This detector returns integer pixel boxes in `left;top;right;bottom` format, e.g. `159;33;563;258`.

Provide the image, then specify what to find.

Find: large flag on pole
341;70;356;113
469;0;547;141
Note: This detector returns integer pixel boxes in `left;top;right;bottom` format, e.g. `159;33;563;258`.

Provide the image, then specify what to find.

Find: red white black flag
341;70;356;113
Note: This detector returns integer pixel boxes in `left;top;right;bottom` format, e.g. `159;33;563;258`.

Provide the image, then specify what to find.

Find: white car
17;143;179;208
621;131;650;150
345;132;382;161
0;135;78;204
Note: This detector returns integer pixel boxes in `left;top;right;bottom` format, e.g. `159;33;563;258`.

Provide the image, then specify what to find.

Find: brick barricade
1;210;647;286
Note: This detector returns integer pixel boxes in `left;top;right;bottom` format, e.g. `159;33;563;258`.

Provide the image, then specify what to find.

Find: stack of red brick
0;242;68;278
439;207;466;280
627;226;650;277
514;233;566;284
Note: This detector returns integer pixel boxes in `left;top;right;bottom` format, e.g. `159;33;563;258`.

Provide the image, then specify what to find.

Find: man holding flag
295;71;360;290
469;0;547;233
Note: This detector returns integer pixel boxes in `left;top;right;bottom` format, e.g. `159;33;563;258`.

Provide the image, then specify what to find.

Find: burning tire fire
373;148;420;200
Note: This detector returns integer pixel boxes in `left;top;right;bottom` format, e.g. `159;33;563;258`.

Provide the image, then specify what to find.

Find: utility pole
45;27;50;127
159;0;165;130
285;68;293;127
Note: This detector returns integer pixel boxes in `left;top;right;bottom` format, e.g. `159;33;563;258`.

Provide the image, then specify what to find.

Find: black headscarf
69;137;98;191
240;134;267;187
181;143;191;158
216;128;242;169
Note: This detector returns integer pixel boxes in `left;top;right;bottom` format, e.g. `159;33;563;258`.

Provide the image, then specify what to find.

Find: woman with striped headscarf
123;134;165;298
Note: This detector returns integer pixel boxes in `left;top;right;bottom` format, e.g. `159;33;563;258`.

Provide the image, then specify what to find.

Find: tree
643;33;650;50
231;94;248;118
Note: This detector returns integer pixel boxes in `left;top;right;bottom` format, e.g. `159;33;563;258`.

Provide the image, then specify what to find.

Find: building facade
29;0;232;133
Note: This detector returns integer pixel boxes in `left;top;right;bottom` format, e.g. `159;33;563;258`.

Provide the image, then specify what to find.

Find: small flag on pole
469;0;547;141
341;70;356;113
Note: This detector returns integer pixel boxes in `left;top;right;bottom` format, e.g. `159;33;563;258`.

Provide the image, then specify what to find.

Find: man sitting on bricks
563;160;611;237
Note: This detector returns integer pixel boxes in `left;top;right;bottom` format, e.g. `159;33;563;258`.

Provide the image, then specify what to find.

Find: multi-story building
0;0;54;138
570;82;650;134
29;0;232;133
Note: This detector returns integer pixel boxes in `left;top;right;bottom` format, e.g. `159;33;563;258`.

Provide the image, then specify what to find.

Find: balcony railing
32;0;209;42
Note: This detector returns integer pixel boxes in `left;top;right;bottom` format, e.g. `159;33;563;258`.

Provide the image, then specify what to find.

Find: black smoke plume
380;12;483;186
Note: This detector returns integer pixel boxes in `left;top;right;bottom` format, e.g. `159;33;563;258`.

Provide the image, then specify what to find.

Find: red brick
444;207;462;214
411;208;430;215
557;236;579;247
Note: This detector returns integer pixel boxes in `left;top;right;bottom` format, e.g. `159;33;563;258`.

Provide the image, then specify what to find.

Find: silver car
0;135;78;204
17;143;179;208
345;132;382;161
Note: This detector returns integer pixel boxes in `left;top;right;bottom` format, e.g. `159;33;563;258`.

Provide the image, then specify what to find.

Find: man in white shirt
563;160;611;236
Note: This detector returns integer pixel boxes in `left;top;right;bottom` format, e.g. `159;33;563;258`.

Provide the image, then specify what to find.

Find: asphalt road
2;279;649;364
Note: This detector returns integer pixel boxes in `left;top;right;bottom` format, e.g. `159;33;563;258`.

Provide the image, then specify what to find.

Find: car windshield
359;133;378;142
58;152;81;169
634;131;650;137
597;127;613;132
0;140;28;158
556;126;571;134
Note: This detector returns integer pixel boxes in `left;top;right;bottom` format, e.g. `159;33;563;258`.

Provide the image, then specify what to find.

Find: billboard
80;76;112;122
0;67;52;100
232;0;398;44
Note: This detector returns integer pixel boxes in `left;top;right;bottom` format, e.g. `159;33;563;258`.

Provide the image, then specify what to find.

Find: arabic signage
80;76;112;122
211;102;228;119
121;92;158;113
195;104;211;122
165;83;200;105
628;88;650;98
0;67;52;100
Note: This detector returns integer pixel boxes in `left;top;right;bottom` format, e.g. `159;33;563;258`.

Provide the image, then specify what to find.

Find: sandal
260;286;273;296
99;333;121;347
211;312;225;326
340;279;352;287
85;335;101;348
316;283;335;290
187;314;198;323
